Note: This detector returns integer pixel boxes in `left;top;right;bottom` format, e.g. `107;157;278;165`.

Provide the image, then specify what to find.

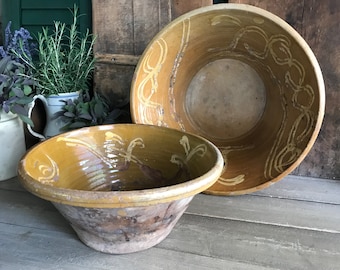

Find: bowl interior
130;4;325;194
19;124;222;205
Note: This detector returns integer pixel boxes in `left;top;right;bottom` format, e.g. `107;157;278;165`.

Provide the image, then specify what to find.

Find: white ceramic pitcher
27;92;79;140
0;111;26;181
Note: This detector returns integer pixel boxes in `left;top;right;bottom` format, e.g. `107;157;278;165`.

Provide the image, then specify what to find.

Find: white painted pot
27;92;79;140
0;111;26;181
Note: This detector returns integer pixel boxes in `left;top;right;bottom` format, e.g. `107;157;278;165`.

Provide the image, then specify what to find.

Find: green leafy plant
54;91;123;131
0;56;35;126
0;21;36;126
33;4;95;95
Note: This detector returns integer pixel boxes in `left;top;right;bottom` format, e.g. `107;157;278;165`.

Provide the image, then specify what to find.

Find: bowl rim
130;3;326;195
18;124;224;208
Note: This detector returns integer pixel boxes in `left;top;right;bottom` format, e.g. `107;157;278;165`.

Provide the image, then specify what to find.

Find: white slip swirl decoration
37;155;59;184
57;133;144;168
208;14;317;181
137;38;168;126
169;19;191;131
217;145;254;186
170;136;207;167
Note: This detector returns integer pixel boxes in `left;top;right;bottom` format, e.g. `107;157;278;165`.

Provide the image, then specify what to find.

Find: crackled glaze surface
18;124;223;253
131;4;325;195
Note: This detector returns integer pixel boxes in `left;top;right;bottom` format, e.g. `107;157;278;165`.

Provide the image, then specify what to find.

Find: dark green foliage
54;91;123;131
0;56;35;126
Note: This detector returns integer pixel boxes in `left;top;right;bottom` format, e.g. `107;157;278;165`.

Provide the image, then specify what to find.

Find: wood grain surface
1;175;339;269
92;0;213;107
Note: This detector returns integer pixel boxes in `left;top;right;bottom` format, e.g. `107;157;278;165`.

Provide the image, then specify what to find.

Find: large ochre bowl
18;124;223;254
130;4;325;195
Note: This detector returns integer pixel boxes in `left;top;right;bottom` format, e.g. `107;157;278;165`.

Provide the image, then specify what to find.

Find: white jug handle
27;94;48;141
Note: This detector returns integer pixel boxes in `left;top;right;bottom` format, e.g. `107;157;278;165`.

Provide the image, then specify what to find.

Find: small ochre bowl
18;124;223;254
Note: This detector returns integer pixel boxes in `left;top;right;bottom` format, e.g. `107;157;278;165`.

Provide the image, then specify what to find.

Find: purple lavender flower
4;21;12;51
0;21;36;63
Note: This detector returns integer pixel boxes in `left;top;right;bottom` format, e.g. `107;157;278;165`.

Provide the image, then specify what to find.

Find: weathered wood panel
1;175;340;269
229;0;340;180
188;194;340;233
0;224;278;270
3;176;340;237
254;175;340;204
166;215;340;270
92;0;213;107
1;216;340;270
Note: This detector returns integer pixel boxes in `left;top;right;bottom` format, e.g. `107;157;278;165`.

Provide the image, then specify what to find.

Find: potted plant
0;21;36;126
34;5;95;95
25;4;96;139
0;56;35;126
0;22;36;180
53;91;125;132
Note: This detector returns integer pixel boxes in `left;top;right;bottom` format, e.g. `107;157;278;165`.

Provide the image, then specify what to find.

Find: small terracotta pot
18;124;223;254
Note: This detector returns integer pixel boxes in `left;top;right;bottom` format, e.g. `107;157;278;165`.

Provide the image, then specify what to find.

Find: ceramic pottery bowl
130;4;325;195
18;124;223;254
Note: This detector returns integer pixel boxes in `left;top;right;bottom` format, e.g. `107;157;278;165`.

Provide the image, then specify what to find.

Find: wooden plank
21;10;73;25
133;0;167;55
92;0;134;107
171;0;213;17
0;178;25;192
1;213;339;270
292;0;340;180
0;188;71;233
93;63;136;107
92;0;134;55
165;214;340;270
1;176;340;269
92;0;213;55
187;193;340;233
1;0;21;31
5;215;338;270
96;53;140;66
92;0;213;107
21;0;80;9
2;176;340;234
0;223;279;270
254;175;340;204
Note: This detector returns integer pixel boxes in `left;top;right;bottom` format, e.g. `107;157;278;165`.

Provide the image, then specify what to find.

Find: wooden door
92;0;213;108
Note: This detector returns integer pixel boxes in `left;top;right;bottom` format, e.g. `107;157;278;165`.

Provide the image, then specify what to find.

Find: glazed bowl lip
130;3;325;195
18;124;224;208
